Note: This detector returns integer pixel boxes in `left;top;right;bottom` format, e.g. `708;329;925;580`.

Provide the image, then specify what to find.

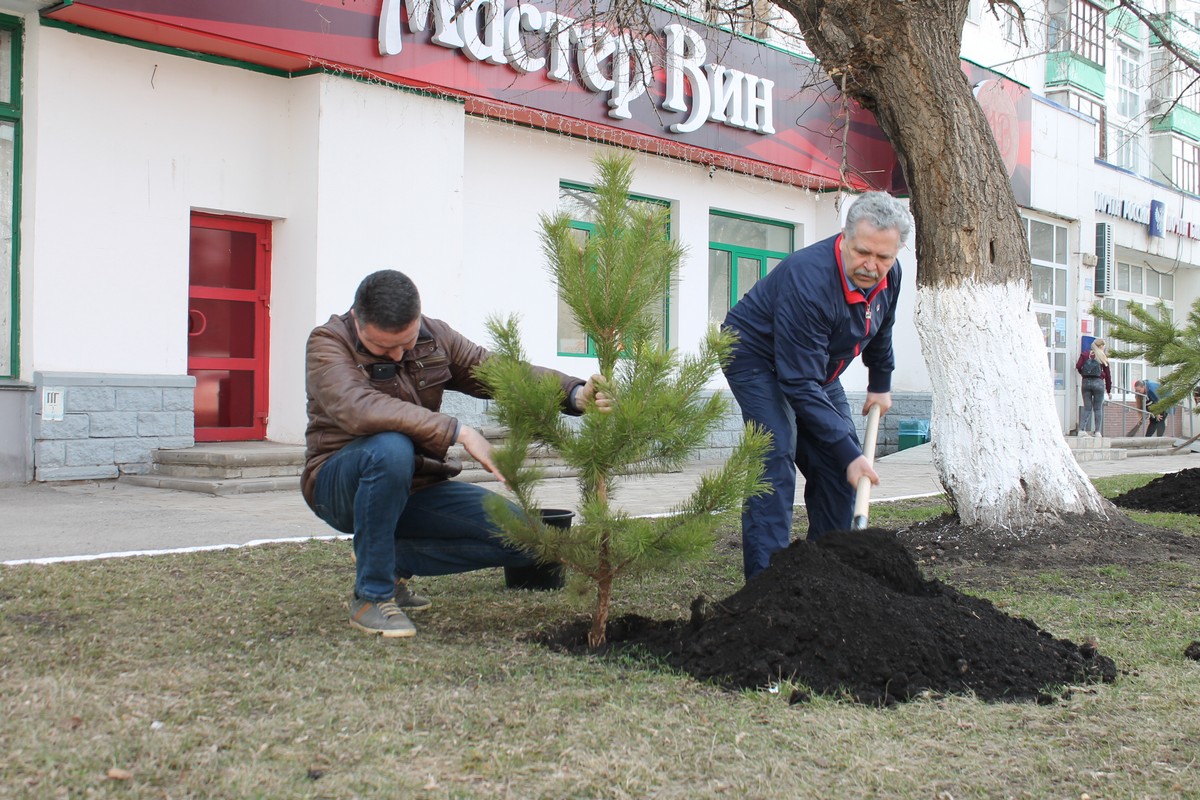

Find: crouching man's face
354;313;421;361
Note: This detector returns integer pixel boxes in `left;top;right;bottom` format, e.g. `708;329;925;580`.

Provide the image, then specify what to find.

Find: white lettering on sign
1095;191;1200;240
379;0;774;135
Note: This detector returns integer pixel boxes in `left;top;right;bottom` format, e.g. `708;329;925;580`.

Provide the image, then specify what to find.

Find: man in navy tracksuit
722;192;912;580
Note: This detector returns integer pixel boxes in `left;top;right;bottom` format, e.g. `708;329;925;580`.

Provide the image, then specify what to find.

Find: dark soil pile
1111;467;1200;515
610;529;1116;705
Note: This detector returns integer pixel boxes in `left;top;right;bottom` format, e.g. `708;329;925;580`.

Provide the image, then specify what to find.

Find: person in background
1134;379;1168;437
1075;339;1111;437
303;270;611;638
721;191;911;581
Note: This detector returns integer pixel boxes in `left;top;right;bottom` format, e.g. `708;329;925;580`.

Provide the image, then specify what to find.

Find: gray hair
844;192;912;240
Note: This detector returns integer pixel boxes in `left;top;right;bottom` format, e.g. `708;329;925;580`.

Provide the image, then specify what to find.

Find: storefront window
1098;261;1175;393
1025;216;1070;390
0;20;20;379
708;211;793;327
555;183;671;357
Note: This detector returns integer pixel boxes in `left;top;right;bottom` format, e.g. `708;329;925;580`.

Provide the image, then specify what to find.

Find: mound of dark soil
597;529;1117;705
1111;467;1200;515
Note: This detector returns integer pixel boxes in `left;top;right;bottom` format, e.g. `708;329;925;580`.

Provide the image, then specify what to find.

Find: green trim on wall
0;14;20;379
1045;52;1107;97
39;18;463;105
39;18;294;77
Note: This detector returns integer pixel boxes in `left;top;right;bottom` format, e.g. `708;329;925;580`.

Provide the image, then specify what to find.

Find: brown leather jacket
301;312;585;507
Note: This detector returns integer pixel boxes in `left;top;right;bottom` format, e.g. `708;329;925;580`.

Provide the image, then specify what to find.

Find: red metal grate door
187;213;271;442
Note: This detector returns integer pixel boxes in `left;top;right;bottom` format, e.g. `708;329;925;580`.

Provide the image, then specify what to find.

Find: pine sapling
475;152;770;648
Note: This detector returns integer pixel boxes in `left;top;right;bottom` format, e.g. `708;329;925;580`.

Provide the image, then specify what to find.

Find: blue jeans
724;355;857;580
311;432;535;602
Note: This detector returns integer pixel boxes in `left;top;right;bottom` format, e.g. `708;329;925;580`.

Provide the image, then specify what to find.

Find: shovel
851;404;882;530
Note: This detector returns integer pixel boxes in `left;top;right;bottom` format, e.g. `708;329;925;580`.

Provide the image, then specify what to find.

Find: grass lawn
1;475;1197;798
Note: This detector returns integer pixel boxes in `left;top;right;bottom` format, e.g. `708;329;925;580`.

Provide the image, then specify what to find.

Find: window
1178;71;1200;115
1001;4;1023;45
1026;217;1070;390
1097;260;1175;392
1107;124;1143;171
1116;40;1143;119
1050;90;1107;158
555;183;672;356
704;0;777;39
0;18;20;379
1048;0;1105;65
708;212;794;327
1072;0;1106;66
1171;137;1200;194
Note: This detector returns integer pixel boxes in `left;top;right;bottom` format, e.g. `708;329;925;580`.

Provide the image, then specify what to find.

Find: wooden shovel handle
852;404;882;527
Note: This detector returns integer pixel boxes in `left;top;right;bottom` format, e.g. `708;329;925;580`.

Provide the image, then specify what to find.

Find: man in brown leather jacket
304;270;607;638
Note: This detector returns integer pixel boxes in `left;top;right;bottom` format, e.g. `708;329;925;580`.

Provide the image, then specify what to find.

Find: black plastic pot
503;508;572;591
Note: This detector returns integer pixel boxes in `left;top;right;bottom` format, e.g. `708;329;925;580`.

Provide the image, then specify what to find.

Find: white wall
23;26;292;378
459;118;931;396
276;76;467;442
21;27;471;443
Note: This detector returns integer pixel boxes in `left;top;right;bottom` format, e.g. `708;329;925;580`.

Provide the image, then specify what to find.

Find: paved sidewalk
2;443;1197;564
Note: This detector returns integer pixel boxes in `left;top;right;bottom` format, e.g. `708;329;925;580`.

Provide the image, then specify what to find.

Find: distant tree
475;152;770;648
1093;298;1200;415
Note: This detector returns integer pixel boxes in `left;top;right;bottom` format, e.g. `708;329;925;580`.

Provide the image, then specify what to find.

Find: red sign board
45;0;1030;199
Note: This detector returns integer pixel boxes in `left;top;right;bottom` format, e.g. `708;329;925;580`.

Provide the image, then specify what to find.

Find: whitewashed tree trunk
916;282;1108;526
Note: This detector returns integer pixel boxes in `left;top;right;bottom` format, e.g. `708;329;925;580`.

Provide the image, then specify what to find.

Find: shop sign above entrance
43;0;1031;197
1095;192;1200;240
380;0;774;135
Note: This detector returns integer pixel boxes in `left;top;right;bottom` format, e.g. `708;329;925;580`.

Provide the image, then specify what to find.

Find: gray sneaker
394;578;432;612
348;596;416;638
348;547;431;612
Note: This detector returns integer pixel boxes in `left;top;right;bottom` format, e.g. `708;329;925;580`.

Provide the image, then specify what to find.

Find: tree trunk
776;0;1108;525
589;475;613;648
589;570;613;649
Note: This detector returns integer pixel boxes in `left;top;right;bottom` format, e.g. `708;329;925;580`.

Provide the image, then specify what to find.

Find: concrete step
1105;436;1179;457
118;429;576;494
120;441;304;495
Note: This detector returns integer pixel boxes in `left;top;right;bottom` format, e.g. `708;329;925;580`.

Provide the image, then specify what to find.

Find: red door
187;213;271;442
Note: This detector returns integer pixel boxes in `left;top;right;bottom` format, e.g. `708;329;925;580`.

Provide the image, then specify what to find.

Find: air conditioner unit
1094;222;1113;295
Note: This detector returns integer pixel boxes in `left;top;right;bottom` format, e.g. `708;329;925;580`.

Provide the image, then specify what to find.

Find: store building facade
0;0;1195;485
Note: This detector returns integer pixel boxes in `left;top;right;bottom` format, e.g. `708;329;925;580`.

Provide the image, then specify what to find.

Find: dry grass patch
0;491;1197;798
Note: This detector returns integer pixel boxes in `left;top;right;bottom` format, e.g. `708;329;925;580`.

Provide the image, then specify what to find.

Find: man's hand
456;425;506;487
574;374;614;413
845;454;879;489
862;391;892;416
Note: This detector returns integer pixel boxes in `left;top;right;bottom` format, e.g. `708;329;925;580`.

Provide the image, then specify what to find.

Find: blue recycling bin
898;418;930;451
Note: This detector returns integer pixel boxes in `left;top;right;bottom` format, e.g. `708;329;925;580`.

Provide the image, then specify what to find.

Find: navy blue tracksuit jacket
723;232;902;473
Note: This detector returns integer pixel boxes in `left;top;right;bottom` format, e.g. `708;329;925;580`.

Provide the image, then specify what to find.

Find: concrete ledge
34;372;196;388
152;443;304;467
121;474;301;496
37;465;120;481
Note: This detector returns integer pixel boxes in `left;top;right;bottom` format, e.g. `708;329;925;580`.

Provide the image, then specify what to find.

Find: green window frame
0;15;21;379
708;210;794;327
556;182;672;357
